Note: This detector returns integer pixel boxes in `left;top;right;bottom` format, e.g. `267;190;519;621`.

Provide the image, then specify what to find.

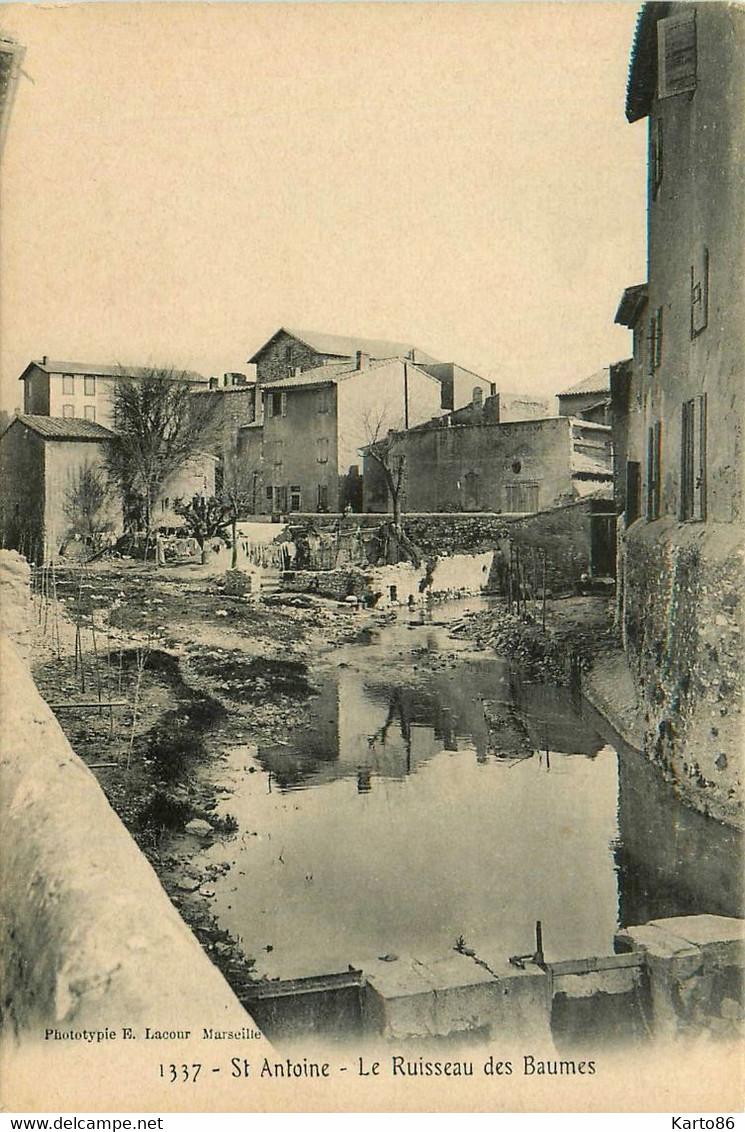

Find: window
266;390;285;418
290;486;302;512
161;497;170;513
84;405;96;422
691;247;709;337
266;486;274;508
62;404;74;419
316;437;329;464
317;484;329;511
472;387;483;408
317;389;330;414
648;307;663;374
681;395;707;521
84;374;96;396
62;374;74;394
652;117;663;197
647;421;662;520
626;461;642;526
657;10;697;101
504;482;538;513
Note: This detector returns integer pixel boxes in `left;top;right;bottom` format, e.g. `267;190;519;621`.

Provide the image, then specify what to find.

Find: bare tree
218;451;262;567
361;409;421;566
361;409;408;528
62;460;117;553
105;368;216;551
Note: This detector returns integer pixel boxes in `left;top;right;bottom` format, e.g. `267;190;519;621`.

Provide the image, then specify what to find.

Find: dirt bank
28;560;399;991
448;594;619;681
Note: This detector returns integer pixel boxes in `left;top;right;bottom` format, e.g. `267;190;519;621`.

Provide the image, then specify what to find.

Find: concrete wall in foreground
0;551;263;1040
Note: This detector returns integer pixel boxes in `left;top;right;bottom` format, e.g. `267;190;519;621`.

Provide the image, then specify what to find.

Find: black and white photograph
0;1;742;1115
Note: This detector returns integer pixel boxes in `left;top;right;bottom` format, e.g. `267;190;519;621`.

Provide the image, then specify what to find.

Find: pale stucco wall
0;552;262;1040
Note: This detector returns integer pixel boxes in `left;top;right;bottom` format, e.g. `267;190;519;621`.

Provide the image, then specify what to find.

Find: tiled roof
249;327;438;365
615;283;649;328
626;3;671;123
262;356;440;392
12;414;116;440
20;360;208;384
557;368;611;398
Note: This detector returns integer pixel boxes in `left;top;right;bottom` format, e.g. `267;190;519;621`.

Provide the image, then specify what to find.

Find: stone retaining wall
620;520;744;829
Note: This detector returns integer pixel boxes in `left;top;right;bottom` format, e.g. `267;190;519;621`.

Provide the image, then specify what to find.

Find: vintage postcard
0;1;743;1116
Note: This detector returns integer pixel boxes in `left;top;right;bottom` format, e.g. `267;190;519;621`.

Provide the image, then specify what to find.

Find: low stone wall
282;551;495;607
621;519;744;829
0;551;263;1040
285;508;601;597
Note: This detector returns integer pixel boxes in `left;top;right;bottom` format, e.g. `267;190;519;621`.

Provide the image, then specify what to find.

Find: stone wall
282;551;495;606
622;519;744;829
0;551;263;1039
280;508;600;596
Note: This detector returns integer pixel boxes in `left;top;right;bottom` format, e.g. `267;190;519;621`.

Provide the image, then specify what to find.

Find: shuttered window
648;307;663;374
652;117;663;197
647;421;662;521
691;247;709;337
504;482;538;513
680;395;707;521
626;461;641;526
657;11;697;100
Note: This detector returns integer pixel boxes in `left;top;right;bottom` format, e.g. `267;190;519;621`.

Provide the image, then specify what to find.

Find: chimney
356;350;370;371
223;374;229;387
293;366;302;377
209;377;218;389
484;391;500;425
490;382;497;396
42;355;48;366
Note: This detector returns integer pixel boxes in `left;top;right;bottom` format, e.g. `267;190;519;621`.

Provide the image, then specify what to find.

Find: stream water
204;600;743;981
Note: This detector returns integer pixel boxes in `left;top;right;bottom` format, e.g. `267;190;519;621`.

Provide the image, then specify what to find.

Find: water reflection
208;608;742;982
257;661;604;792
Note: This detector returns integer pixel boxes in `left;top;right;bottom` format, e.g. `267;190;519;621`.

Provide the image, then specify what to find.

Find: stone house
190;375;259;469
241;353;444;514
557;368;613;425
247;327;495;412
248;327;438;387
613;1;744;826
0;415;121;561
1;417;217;561
18;359;209;431
362;401;613;515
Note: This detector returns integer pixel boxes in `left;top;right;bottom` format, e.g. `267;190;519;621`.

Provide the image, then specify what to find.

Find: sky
0;2;647;412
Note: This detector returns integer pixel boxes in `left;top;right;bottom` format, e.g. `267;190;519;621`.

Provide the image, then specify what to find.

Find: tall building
614;2;744;827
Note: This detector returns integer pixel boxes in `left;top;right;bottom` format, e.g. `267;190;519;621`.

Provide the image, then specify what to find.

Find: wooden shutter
654;307;663;369
626;461;641;525
647;422;662;520
691;247;709;337
657;11;697;100
681;400;695;519
652;117;663;197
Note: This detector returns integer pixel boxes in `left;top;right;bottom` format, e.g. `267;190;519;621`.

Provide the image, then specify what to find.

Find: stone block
361;955;438;1040
647;915;745;970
